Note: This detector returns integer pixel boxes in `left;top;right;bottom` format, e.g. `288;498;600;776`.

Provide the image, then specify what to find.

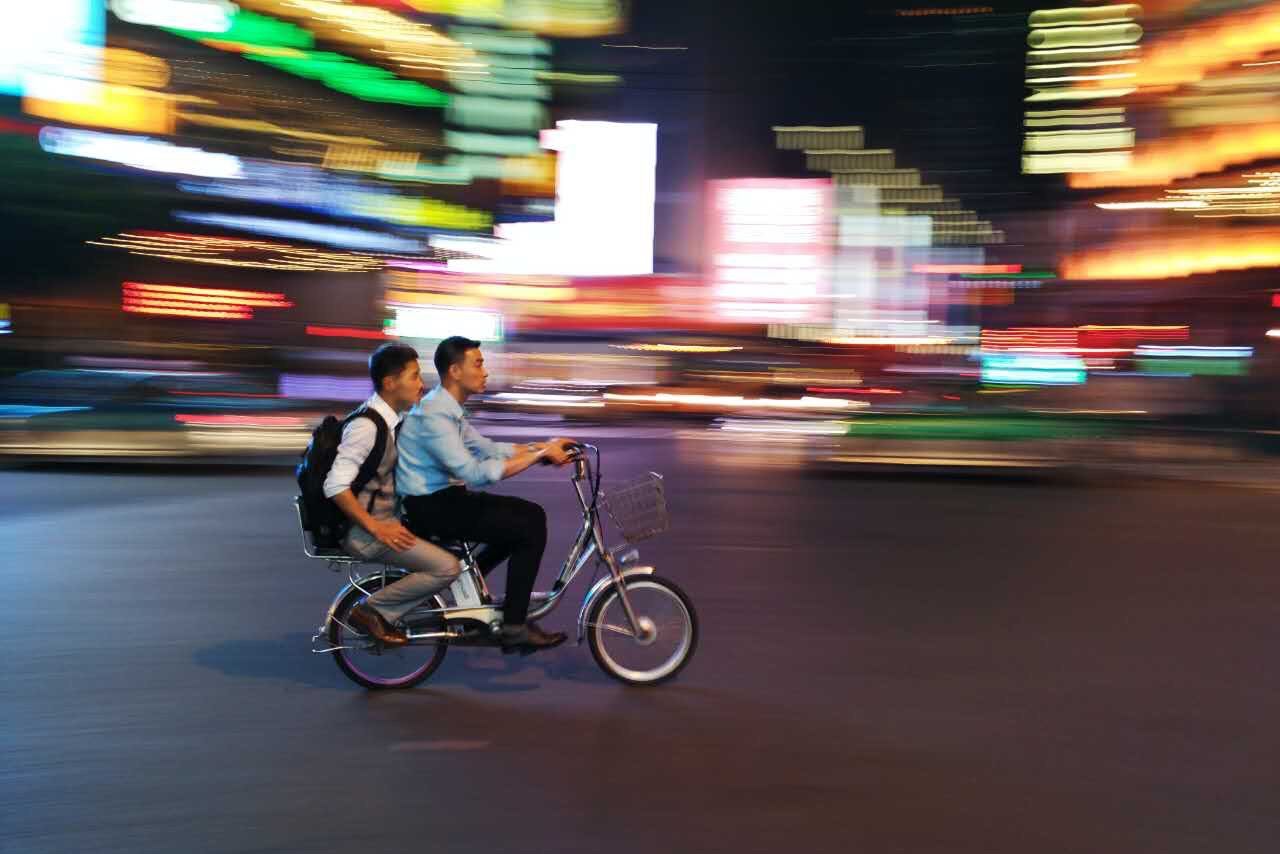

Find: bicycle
297;444;698;688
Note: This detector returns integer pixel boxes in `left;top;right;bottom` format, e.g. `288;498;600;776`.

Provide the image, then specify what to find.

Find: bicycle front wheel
587;575;697;686
329;583;448;690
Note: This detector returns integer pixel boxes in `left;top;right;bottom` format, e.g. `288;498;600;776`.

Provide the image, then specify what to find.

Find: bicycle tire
328;582;448;690
587;575;698;686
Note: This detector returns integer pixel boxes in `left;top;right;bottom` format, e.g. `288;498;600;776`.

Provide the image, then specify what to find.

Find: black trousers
402;487;548;625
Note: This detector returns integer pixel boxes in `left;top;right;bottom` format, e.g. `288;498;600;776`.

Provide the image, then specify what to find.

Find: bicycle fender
575;566;655;644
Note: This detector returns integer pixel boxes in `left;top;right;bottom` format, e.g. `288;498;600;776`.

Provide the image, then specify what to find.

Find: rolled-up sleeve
323;418;376;499
400;409;504;491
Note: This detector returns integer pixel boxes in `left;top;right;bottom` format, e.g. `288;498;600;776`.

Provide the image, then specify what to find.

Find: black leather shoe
348;603;409;646
500;621;567;655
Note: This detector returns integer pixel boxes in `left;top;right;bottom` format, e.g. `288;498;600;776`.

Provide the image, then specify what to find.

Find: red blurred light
122;281;292;320
306;325;389;340
1272;294;1280;308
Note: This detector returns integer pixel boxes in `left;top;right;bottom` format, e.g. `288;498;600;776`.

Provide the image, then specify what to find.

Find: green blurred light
168;10;448;108
844;416;1110;441
1136;358;1248;377
166;9;314;49
959;271;1056;280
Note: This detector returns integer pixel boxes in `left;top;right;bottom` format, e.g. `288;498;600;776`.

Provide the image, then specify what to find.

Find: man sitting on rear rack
324;343;460;646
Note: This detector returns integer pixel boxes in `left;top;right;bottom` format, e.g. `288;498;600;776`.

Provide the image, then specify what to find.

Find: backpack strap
345;407;390;512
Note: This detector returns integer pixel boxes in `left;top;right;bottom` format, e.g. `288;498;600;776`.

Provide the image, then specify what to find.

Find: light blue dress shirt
396;385;516;496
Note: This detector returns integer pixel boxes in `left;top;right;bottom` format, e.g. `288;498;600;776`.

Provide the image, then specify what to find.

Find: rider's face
383;359;425;411
451;347;488;396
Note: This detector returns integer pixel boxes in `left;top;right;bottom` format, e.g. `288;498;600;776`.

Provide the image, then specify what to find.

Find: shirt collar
365;393;402;429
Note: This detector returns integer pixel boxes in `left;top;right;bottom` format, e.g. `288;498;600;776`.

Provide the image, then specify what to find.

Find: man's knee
512;499;547;539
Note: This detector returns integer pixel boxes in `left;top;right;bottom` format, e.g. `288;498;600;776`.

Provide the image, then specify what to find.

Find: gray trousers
344;526;461;623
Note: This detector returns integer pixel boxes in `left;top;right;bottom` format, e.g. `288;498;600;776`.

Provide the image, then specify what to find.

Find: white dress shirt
322;393;403;500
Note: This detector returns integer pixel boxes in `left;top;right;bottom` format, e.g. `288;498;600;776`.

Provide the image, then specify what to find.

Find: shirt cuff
481;457;506;484
496;441;517;459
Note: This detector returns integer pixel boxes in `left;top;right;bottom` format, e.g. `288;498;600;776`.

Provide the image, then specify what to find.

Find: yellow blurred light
1024;151;1131;173
1025;87;1136;102
536;71;621;85
500;152;556;197
234;0;478;79
1095;200;1207;210
1027;23;1142;51
103;48;171;89
1026;59;1137;73
181;113;383;146
1061;228;1280;279
25;85;174;134
1027;45;1139;61
1026;71;1135;84
1024;128;1134;152
1028;5;1142;28
89;231;385;272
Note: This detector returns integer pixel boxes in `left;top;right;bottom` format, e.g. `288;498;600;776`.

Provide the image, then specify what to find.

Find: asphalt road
3;438;1278;854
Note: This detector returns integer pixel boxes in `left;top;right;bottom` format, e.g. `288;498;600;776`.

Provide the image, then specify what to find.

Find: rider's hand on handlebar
542;444;576;466
546;437;581;466
371;519;417;552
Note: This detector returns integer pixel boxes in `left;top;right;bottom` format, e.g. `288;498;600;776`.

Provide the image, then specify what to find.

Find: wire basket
601;471;669;543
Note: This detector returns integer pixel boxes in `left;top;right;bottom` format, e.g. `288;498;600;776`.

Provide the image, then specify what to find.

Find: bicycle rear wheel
328;581;448;690
587;575;697;686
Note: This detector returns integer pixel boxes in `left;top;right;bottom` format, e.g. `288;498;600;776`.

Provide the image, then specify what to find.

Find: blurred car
0;369;317;461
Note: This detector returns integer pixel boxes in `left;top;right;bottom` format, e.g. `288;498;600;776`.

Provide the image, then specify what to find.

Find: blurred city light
0;0;1276;472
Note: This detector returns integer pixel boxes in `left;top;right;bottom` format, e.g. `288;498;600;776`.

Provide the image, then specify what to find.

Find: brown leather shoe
348;603;408;646
500;620;567;655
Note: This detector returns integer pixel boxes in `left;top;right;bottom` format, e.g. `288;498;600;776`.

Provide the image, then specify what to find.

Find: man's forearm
501;445;547;479
332;489;378;532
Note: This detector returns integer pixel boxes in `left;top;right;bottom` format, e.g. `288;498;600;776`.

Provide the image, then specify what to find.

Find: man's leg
404;489;547;625
364;538;461;624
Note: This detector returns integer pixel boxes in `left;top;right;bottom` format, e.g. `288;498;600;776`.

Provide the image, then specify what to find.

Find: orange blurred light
1114;5;1280;92
1070;123;1280;188
1061;228;1280;278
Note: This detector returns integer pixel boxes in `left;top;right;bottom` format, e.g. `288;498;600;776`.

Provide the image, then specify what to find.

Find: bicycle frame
313;443;654;648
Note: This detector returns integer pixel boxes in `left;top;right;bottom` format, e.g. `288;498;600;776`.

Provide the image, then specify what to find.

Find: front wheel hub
634;616;658;646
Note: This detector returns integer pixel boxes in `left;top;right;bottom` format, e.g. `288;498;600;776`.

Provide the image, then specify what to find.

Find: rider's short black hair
368;342;419;392
434;335;481;380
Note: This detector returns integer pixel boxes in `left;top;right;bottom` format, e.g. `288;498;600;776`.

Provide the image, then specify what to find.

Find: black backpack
295;407;390;549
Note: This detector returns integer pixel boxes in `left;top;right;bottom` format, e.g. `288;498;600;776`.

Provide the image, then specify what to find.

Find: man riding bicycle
397;336;577;654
